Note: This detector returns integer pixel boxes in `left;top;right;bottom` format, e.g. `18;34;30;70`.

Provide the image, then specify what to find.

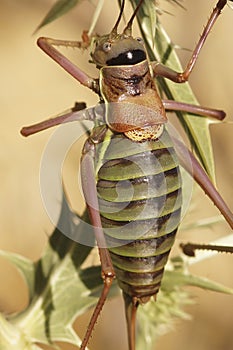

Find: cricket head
91;0;147;68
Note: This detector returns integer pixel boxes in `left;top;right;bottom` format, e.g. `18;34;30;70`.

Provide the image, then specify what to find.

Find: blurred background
0;0;233;349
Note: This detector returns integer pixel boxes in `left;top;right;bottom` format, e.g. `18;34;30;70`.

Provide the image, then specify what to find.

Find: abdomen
96;128;182;299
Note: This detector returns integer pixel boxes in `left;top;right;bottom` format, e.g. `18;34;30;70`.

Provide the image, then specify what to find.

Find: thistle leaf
136;256;233;350
163;268;233;295
0;195;111;348
137;288;192;350
0;250;35;301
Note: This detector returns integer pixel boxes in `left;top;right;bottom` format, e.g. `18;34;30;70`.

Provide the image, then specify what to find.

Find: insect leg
173;137;233;230
37;36;99;93
20;102;90;136
180;242;233;257
162;100;226;121
123;293;139;350
80;134;115;350
152;0;227;83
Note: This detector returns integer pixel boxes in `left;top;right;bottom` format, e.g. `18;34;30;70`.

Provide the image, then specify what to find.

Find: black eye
136;37;144;44
103;42;111;52
106;49;146;66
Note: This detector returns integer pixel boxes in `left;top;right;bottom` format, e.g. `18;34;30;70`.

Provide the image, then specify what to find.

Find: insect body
21;1;233;349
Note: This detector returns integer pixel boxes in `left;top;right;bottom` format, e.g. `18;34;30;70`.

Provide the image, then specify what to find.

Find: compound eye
103;42;112;52
136;37;144;44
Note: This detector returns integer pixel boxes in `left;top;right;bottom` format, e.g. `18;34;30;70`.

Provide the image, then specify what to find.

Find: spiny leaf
35;0;80;32
0;313;44;350
0;196;88;347
0;250;35;301
1;194;118;348
136;255;233;350
163;269;233;295
1;195;232;350
164;256;233;295
137;288;192;350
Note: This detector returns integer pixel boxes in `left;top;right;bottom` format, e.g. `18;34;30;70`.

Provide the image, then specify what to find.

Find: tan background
0;0;233;349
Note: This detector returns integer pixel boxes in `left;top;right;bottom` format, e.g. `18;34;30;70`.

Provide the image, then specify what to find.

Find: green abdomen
96;128;182;298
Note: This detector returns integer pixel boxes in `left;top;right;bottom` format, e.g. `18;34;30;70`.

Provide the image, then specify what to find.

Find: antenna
123;0;144;36
110;0;126;37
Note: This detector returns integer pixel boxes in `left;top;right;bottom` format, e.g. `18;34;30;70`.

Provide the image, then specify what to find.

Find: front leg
37;36;100;94
152;0;227;83
20;102;106;136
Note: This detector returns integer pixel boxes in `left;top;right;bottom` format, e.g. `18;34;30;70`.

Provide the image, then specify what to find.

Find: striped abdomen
96;128;182;299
